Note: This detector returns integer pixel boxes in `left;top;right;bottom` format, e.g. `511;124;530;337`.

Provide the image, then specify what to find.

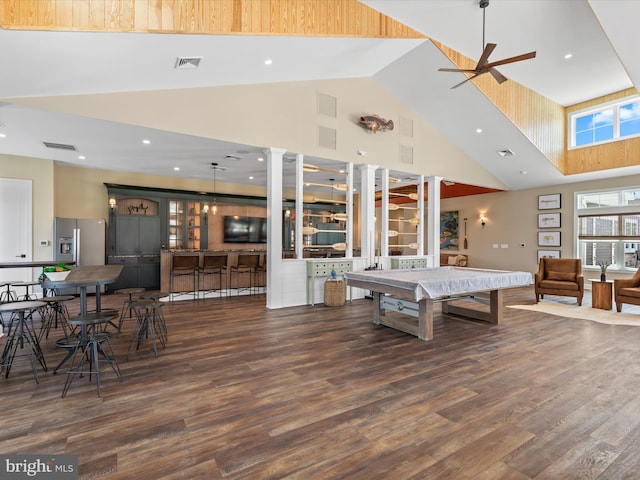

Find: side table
590;279;613;310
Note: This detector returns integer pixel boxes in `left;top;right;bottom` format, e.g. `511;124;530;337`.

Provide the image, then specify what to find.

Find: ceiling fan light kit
439;0;536;89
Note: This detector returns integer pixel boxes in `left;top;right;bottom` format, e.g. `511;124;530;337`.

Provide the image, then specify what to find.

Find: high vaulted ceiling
0;0;639;196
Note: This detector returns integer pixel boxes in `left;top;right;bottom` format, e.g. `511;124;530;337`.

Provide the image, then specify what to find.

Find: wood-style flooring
2;287;640;479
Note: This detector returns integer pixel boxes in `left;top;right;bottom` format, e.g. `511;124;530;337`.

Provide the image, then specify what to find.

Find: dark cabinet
115;215;161;255
108;255;160;291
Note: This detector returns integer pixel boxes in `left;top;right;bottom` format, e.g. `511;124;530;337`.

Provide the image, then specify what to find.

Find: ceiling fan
439;0;536;89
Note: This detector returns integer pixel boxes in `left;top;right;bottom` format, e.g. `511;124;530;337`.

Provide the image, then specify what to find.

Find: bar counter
160;250;266;295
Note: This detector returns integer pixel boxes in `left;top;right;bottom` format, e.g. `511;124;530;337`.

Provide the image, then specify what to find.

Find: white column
295;153;304;260
426;176;442;264
265;147;287;308
346;162;354;258
417;175;425;256
380;169;389;257
358;164;378;268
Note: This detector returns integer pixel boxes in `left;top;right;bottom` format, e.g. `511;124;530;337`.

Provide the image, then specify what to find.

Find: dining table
41;265;123;374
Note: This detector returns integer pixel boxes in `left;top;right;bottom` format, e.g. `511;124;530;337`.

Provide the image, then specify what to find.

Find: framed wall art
538;250;561;262
538;212;561;228
538;231;561;247
538;193;561;210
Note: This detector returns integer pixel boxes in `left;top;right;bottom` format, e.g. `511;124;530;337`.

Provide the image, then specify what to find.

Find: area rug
508;302;640;326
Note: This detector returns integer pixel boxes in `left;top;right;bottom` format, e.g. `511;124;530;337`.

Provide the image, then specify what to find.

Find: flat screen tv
223;216;267;243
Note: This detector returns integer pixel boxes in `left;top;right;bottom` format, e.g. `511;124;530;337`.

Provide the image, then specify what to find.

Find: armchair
535;258;584;306
614;268;640;312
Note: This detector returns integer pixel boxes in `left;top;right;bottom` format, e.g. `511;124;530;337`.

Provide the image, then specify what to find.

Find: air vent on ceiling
497;149;514;157
224;154;242;161
175;56;202;69
43;141;77;151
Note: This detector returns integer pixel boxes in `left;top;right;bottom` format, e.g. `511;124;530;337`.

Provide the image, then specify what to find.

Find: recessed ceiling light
78;155;86;160
564;53;573;59
264;59;272;65
520;170;527;174
174;167;180;171
476;128;482;133
0;133;6;138
142;139;151;145
257;157;264;162
249;176;254;180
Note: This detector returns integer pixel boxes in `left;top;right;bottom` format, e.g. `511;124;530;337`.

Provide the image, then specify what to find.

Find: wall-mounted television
223;216;267;243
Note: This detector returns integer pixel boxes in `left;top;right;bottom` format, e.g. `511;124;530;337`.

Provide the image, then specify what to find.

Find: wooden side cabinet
590;280;613;310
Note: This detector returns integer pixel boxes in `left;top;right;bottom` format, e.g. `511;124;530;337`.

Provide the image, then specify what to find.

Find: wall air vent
497;149;514;157
175;56;202;69
43;141;77;151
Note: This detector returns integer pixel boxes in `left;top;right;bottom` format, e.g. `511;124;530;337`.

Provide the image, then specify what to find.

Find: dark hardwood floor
2;287;640;479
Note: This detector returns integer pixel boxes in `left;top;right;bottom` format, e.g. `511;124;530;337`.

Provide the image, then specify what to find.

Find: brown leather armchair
614;268;640;312
535;258;585;306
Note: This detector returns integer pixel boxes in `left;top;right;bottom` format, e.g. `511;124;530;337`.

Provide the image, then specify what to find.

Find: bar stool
128;300;167;359
0;281;19;303
12;281;41;301
139;290;169;301
61;311;122;398
170;254;199;302
38;295;75;341
0;301;47;382
200;254;228;299
253;255;266;295
230;253;260;296
115;287;146;334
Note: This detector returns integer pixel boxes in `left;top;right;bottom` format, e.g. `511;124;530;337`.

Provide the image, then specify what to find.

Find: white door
0;178;33;284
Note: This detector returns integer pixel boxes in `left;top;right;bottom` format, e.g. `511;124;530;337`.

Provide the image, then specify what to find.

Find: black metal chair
170;254;199;302
200;254;228;299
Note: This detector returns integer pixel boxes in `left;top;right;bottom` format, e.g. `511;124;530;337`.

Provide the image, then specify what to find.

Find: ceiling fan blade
489;68;508;84
484;51;536;69
438;68;478;73
450;73;482;89
475;43;497;69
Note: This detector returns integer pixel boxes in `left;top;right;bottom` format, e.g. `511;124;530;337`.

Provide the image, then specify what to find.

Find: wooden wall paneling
0;0;425;38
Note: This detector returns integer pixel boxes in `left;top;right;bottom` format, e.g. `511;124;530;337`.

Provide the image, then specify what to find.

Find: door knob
15;254;26;258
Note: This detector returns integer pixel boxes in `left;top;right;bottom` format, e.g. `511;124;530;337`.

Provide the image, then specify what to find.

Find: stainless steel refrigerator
54;217;106;294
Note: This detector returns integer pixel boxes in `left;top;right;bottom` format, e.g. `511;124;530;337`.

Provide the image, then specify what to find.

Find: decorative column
265;147;287;308
358;164;378;268
426;176;442;264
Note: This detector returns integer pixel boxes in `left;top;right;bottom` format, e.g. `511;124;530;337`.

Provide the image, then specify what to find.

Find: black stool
61;312;122;398
230;253;260;296
115;287;145;334
0;301;47;382
38;295;75;341
200;254;228;299
128;300;167;359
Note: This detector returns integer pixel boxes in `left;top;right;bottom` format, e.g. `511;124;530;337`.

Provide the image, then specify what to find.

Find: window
576;188;640;271
570;97;640;148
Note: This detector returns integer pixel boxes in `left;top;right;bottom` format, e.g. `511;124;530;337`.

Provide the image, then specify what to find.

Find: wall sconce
108;197;117;209
480;212;487;228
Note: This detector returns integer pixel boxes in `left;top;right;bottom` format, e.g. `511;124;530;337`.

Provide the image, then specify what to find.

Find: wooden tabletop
0;261;75;269
0;301;46;312
41;265;123;288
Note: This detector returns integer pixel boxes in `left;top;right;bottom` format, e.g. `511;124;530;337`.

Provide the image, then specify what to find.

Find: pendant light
211;162;219;215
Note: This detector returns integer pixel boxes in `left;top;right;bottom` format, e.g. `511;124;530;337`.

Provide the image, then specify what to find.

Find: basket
324;279;345;307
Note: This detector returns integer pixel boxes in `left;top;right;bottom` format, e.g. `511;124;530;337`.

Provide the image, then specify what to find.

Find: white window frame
569;95;640;150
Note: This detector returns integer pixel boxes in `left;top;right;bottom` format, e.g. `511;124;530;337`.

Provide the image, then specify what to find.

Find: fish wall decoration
359;114;394;134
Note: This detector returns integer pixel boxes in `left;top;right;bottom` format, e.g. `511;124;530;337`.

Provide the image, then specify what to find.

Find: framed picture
440;210;459;250
538;250;561;262
538;193;561;210
538;231;561;247
538;212;561;228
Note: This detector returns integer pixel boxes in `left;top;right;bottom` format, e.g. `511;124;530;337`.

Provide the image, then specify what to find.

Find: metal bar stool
115;287;146;334
61;311;122;398
200;254;228;299
38;295;75;341
128;300;167;359
0;301;47;382
0;281;19;303
170;254;199;302
230;253;260;296
11;281;41;301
